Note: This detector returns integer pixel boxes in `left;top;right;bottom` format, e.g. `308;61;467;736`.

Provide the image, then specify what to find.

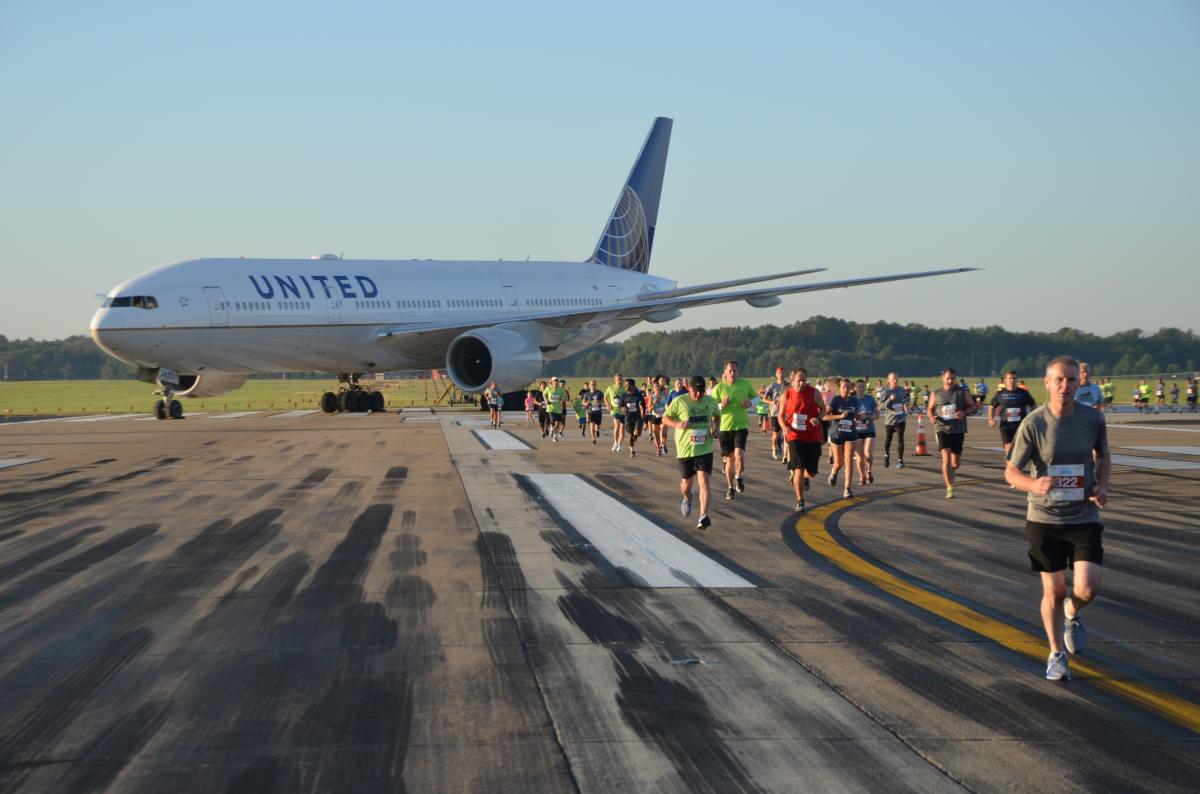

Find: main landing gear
154;389;184;420
321;373;386;414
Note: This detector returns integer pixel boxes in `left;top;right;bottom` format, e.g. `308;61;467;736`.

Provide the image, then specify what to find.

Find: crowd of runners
490;356;1120;682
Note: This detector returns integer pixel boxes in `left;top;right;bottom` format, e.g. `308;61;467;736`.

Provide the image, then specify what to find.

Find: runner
649;381;670;455
1075;362;1102;412
523;389;536;427
667;377;687;406
1169;381;1180;412
1005;356;1111;681
618;378;645;457
756;384;772;436
928;367;977;499
852;379;878;485
881;372;908;469
712;360;757;500
1132;381;1145;413
604;373;625;452
825;378;860;498
821;377;837;464
535;380;550;437
1154;378;1166;414
572;390;587;436
763;367;787;463
1187;377;1198;413
483;381;502;428
779;367;825;512
1099;378;1115;413
989;370;1038;458
544;376;568;442
662;375;721;530
583;379;604;444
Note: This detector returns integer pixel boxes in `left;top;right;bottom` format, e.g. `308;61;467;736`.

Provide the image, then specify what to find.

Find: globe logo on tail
588;186;650;273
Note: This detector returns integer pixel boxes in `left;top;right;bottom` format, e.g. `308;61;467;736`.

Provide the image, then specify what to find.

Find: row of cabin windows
104;296;158;309
235;301;312;311
529;297;599;308
449;298;502;308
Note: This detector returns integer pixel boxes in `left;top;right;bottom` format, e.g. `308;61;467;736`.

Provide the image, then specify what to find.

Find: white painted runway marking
133;413;208;421
61;414;139;422
981;446;1200;470
523;473;756;589
271;410;319;419
458;418;497;426
0;457;45;469
402;415;443;422
472;430;531;450
1108;424;1200;433
202;411;263;420
1126;446;1200;456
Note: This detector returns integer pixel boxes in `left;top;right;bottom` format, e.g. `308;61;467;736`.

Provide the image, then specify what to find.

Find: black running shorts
624;414;643;431
588;410;602;424
549;412;564;424
1026;521;1104;572
718;428;749;455
820;420;830;442
999;425;1019;445
678;452;714;479
936;431;965;455
787;439;821;475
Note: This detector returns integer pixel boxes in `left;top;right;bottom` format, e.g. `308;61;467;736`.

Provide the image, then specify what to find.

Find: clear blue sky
1;1;1196;340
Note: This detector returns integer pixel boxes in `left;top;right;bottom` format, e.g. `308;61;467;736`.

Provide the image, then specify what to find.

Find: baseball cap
775;367;784;374
689;375;706;392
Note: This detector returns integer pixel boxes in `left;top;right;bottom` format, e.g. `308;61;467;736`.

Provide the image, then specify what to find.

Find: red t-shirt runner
781;385;822;443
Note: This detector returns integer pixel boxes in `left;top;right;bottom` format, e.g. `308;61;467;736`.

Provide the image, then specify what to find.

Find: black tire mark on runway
60;700;173;794
477;532;527;609
0;478;96;505
0;531;23;544
0;628;153;789
0;525;104;584
27;469;82;482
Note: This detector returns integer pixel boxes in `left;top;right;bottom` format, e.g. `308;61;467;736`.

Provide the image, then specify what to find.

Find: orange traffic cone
914;414;930;456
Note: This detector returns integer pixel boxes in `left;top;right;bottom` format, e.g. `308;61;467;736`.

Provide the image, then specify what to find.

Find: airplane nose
89;308;117;357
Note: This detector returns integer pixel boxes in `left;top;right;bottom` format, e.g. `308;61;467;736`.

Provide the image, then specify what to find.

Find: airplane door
203;287;228;327
608;285;621;305
503;286;519;314
328;298;342;323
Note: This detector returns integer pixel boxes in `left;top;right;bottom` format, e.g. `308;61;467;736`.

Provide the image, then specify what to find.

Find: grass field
1;374;1181;418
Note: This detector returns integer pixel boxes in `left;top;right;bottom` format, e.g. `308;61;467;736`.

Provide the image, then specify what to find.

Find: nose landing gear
154;390;184;420
320;373;387;414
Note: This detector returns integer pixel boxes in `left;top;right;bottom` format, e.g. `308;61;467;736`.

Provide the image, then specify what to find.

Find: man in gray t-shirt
1005;356;1111;682
764;369;787;461
927;368;977;498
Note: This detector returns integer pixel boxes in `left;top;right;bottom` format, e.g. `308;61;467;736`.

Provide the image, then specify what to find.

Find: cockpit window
103;296;157;309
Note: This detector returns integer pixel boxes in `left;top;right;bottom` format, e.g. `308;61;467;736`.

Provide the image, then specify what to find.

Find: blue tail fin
587;117;672;273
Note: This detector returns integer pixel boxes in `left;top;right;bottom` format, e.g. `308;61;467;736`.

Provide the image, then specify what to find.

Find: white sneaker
1045;651;1070;680
611;442;618;452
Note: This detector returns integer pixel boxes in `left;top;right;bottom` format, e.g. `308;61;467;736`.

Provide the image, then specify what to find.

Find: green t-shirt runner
544;385;567;414
664;394;719;458
711;377;756;431
604;383;624;416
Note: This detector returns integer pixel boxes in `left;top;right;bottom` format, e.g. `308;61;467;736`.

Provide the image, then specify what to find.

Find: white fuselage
90;257;674;375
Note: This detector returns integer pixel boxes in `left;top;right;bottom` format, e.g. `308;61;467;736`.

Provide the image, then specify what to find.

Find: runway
0;409;1196;792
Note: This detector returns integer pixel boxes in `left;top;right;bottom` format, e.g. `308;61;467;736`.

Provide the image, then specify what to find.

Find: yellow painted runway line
793;484;1200;734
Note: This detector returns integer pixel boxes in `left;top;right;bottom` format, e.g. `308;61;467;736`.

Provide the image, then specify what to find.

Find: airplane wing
377;267;978;341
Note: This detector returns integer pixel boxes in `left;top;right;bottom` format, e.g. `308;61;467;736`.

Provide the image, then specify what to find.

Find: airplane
89;117;975;419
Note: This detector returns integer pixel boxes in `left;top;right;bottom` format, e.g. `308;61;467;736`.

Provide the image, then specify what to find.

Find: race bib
689;429;708;445
1047;464;1085;503
790;413;807;431
1003;407;1022;423
939;404;958;421
837;419;854;433
891;402;905;412
854;420;869;432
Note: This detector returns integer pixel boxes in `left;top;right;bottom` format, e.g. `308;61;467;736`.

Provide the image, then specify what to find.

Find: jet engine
137;367;249;398
445;325;543;393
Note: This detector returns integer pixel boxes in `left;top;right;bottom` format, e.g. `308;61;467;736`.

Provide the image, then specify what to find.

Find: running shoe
553;434;558;443
1063;614;1086;655
611;442;617;452
794;500;805;513
736;476;745;493
896;460;905;469
1045;651;1070;680
696;514;711;530
843;488;853;499
884;453;890;468
615;445;622;453
680;494;692;517
592;438;597;445
827;472;836;487
867;471;874;484
725;487;735;500
859;476;867;486
771;449;779;461
946;486;955;499
629;447;636;458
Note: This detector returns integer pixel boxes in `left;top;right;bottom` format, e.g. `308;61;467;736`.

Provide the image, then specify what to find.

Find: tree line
0;319;1196;381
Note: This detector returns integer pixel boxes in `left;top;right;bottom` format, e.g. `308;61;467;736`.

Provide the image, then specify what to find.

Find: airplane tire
168;400;184;419
321;392;339;414
371;391;385;412
339;391;352;413
155;401;167;420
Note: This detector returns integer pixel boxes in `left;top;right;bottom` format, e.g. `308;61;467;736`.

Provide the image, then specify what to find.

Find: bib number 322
1047;464;1085;502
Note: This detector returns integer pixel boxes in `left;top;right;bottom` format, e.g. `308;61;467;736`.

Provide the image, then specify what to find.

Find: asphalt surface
0;407;1196;793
